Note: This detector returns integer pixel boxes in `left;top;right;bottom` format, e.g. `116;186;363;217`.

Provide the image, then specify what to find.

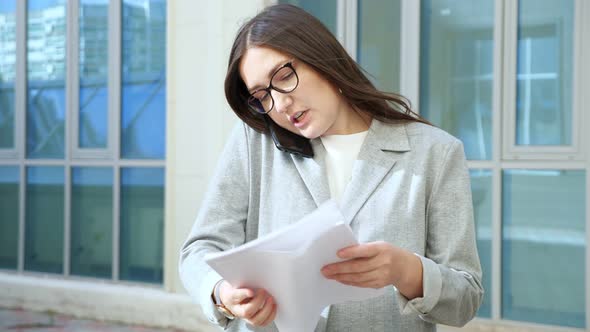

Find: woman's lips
291;110;309;128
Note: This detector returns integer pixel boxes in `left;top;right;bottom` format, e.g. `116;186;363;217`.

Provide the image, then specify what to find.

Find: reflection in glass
79;0;109;148
120;167;164;283
27;0;66;159
502;169;585;327
516;0;573;146
0;166;19;269
420;0;494;160
278;0;337;35
0;1;16;149
71;167;112;278
25;166;64;273
358;0;401;93
470;169;492;318
121;0;166;159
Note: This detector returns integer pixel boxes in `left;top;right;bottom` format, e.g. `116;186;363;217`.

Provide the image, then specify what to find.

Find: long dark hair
225;4;430;133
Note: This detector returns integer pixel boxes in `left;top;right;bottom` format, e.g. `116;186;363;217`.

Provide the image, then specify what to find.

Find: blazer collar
291;119;411;224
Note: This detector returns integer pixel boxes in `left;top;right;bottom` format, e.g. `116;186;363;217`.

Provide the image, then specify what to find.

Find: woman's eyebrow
248;60;290;93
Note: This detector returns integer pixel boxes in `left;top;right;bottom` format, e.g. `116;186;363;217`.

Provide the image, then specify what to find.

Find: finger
328;269;381;284
322;257;378;276
261;300;277;326
337;243;381;259
248;296;275;326
239;289;267;319
340;278;383;289
229;287;255;304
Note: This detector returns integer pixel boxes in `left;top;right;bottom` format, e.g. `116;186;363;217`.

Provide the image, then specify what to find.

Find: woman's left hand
321;241;424;299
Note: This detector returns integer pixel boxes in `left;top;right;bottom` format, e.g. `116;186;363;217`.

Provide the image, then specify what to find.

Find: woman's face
239;46;361;139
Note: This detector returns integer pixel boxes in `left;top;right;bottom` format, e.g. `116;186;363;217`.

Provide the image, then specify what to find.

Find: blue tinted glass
516;0;573;146
420;0;494;160
357;0;401;93
25;166;64;274
470;169;492;318
278;0;337;35
0;1;16;149
120;167;164;283
71;167;113;278
502;170;585;327
27;0;66;159
79;0;109;149
121;0;166;159
0;166;19;269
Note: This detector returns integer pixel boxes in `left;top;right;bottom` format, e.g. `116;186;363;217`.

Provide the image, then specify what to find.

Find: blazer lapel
291;139;331;207
339;120;411;224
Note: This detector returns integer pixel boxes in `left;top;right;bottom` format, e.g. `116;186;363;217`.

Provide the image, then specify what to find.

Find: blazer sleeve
395;140;484;326
178;122;251;328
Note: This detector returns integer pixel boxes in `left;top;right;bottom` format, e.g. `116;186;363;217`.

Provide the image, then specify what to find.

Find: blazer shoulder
404;121;463;150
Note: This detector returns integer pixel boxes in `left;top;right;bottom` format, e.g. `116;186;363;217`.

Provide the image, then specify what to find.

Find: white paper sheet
205;200;386;332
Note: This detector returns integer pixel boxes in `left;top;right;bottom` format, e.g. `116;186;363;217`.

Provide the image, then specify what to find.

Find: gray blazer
179;119;484;331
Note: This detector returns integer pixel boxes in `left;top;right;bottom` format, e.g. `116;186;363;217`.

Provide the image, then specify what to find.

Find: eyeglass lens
248;65;298;114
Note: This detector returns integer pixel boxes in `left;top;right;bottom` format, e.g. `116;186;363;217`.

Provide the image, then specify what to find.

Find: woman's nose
272;90;293;114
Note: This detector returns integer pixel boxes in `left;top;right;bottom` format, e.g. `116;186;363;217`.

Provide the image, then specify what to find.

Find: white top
320;130;368;201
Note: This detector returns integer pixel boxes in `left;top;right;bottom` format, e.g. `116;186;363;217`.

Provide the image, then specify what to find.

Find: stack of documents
205;201;386;332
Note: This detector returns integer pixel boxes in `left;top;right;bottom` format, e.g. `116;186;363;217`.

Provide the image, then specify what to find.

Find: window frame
0;0;23;160
69;0;116;160
501;0;586;161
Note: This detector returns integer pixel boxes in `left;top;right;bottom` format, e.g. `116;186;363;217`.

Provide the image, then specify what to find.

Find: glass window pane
278;0;337;35
25;166;64;274
357;0;401;93
71;167;112;278
0;1;16;149
120;167;164;283
502;169;585;327
515;0;573;146
420;0;494;160
0;166;19;269
470;169;492;318
121;0;166;159
27;0;66;159
79;0;109;149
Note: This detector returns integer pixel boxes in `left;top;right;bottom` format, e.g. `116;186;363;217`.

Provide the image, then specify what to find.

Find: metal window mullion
16;0;27;273
113;165;120;281
336;0;345;45
583;0;590;327
399;0;420;112
344;0;357;60
501;0;518;161
567;0;582;161
63;0;78;278
491;0;505;321
110;0;122;281
70;0;80;162
572;0;585;162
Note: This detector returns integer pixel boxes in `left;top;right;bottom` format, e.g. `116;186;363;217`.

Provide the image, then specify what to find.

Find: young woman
180;4;483;331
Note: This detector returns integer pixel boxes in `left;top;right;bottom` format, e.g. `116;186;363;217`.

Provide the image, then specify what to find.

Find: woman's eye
279;72;293;81
257;92;270;101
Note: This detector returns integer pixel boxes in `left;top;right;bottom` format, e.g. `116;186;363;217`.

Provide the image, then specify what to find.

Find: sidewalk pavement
0;308;188;332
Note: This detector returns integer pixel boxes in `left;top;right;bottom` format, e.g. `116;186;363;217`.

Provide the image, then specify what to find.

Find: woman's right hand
218;281;277;327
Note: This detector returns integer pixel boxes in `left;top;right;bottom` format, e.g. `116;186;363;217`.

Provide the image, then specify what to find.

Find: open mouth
292;110;307;123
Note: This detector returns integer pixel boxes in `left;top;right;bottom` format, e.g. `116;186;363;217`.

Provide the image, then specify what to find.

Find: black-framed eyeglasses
247;62;299;114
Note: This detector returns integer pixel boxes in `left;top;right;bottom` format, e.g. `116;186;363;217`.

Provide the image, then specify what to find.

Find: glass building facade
0;0;166;284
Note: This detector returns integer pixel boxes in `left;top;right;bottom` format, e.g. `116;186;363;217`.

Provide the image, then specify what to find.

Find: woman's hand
218;281;277;327
320;241;424;299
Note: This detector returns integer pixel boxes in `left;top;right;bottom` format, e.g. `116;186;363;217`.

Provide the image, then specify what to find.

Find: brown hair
224;4;430;133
